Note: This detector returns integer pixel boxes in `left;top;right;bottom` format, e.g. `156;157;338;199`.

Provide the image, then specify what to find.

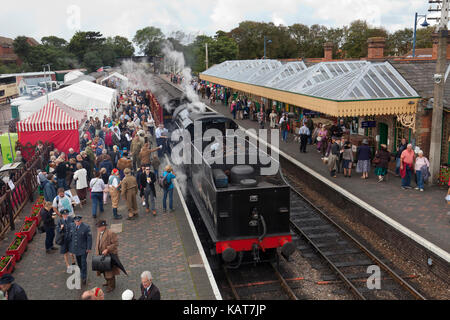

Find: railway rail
284;171;427;300
222;261;299;300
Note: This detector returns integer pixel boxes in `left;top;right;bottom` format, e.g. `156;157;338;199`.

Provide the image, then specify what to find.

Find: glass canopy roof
201;60;419;101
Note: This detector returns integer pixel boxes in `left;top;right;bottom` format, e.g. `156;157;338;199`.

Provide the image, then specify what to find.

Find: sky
0;0;438;47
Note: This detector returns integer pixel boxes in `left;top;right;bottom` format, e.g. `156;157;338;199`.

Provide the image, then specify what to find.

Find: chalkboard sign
362;121;377;128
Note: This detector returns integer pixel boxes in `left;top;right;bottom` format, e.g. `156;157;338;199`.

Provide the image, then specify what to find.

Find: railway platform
203;98;450;252
0;167;220;300
160;75;449;259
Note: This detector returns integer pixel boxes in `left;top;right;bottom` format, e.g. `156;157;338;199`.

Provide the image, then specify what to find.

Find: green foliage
68;31;105;61
0;256;13;270
341;20;388;58
41;36;67;48
8;236;24;250
133;26;165;56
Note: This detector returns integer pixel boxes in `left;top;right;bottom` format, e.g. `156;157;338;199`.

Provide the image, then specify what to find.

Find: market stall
17;100;87;155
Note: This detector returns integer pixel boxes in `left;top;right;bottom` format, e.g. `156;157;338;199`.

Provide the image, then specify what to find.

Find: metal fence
0;142;52;238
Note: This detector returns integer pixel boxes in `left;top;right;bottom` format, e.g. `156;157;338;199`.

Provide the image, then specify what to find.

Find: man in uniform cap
68;216;92;286
0;274;28;300
121;168;139;220
95;220;121;293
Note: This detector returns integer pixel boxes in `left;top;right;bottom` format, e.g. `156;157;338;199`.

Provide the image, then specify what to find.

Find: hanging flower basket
438;166;449;186
20;218;37;242
0;255;16;277
6;233;28;262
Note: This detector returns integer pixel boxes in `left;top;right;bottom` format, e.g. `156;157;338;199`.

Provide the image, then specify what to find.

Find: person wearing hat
95;220;121;293
108;169;123;220
356;139;372;180
121;168;139;220
68;216;92;286
117;153;133;180
56;209;76;273
0;274;27;300
131;134;144;171
122;289;135;300
374;144;391;183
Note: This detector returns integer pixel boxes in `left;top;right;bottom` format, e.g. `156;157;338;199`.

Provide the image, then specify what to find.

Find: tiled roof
389;59;450;106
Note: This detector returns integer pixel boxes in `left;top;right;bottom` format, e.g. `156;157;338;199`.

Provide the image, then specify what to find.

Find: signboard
362;121;377;128
303;109;321;116
0;133;18;165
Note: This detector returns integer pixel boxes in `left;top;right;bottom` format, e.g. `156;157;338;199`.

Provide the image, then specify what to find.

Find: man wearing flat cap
0;274;28;300
68;216;92;286
95;220;121;292
121;168;139;220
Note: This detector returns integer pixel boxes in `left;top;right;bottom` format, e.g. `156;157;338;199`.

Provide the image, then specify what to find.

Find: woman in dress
374;144;391;183
316;124;328;153
356;139;372;180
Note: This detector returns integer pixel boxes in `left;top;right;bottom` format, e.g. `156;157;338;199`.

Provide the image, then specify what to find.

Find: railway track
222;261;300;300
284;172;426;300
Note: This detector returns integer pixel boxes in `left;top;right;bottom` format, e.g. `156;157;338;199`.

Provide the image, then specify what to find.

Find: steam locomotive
153;77;294;266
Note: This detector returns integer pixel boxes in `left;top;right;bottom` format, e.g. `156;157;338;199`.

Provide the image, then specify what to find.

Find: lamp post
413;12;430;57
264;36;272;59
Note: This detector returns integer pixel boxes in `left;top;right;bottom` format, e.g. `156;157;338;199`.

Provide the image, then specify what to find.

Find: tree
133;27;165;56
68;31;105;60
386;28;413;56
83;51;103;72
341;20;388;58
41;36;68;48
13;36;32;62
106;36;135;58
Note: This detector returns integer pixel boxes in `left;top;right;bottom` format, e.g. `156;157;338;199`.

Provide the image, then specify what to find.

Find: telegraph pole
429;0;449;184
205;43;209;70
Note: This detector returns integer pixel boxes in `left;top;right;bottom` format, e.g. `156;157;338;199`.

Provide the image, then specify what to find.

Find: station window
0;90;4;97
394;118;412;151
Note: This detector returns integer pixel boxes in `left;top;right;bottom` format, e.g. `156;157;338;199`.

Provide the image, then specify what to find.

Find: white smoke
120;59;157;92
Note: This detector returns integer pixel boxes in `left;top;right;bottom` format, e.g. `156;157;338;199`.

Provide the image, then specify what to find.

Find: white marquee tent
19;81;117;120
101;72;129;88
64;70;84;83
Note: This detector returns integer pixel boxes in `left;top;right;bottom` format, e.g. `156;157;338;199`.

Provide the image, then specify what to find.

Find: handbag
92;255;112;272
55;230;65;245
373;156;381;165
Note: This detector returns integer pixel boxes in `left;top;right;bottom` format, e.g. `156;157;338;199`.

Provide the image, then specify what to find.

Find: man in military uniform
0;274;27;300
121;168;139;220
95;220;121;293
130;134;144;171
68;216;92;286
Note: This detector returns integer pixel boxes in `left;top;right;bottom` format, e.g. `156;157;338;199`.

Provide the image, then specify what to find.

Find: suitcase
92;255;112;272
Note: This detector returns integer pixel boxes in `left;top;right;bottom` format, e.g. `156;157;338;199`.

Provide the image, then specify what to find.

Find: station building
199;37;450;178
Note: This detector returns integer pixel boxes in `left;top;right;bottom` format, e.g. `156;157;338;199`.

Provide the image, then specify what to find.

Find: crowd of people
4;89;180;300
191;79;441;193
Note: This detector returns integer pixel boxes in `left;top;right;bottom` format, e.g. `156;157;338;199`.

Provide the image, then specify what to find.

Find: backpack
159;174;171;190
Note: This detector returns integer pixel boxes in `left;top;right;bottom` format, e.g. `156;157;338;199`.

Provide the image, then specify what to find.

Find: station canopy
201;60;421;117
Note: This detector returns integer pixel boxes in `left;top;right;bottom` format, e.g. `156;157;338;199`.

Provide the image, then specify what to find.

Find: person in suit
95;220;121;293
68;216;92;286
139;271;160;300
139;166;157;216
0;274;28;300
57;209;76;273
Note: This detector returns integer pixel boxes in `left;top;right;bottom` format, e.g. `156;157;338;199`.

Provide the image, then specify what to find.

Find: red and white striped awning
17;100;85;132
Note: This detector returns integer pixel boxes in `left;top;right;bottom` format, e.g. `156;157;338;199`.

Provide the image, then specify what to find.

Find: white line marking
165;155;223;300
202;104;450;264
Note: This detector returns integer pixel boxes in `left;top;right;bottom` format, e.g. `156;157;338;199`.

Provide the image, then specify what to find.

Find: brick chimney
323;42;333;61
367;37;385;60
431;32;450;59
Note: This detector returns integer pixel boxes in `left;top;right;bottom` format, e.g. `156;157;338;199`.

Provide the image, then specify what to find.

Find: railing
0;142;52;238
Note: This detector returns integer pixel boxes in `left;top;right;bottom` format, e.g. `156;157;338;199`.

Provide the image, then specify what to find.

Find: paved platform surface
163;76;449;254
0;166;218;300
